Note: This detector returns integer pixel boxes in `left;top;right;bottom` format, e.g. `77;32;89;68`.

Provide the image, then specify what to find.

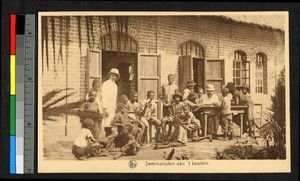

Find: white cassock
101;79;118;127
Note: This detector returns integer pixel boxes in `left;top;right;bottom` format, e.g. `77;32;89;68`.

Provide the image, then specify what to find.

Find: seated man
111;103;143;145
139;90;161;143
101;123;140;159
199;84;220;139
154;117;188;149
161;91;185;139
72;118;101;160
125;91;146;138
180;104;201;140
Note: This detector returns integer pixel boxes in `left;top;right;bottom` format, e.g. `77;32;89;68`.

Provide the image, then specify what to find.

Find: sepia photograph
37;11;290;173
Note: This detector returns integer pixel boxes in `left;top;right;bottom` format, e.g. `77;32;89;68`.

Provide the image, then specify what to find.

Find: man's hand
120;146;127;152
91;142;100;148
103;108;109;117
213;102;219;107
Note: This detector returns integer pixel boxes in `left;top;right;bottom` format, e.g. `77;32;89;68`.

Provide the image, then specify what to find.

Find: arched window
233;50;250;87
256;53;268;94
99;32;138;53
178;40;205;58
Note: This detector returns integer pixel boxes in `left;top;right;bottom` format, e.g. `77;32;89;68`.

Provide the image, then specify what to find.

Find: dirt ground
43;115;265;161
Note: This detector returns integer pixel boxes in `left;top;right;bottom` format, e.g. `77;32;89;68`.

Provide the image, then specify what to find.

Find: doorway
178;56;204;93
193;58;205;92
102;51;138;100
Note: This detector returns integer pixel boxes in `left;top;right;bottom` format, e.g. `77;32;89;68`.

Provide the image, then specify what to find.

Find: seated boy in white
72;118;101;160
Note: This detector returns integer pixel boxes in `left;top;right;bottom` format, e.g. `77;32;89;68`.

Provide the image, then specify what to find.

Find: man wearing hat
225;82;250;135
182;80;196;101
101;68;120;129
199;84;220;139
161;91;185;139
240;83;255;137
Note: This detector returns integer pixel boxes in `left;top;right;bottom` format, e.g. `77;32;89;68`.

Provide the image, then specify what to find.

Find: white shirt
176;126;188;144
200;94;220;106
101;79;118;127
162;83;178;105
182;88;191;101
73;128;93;147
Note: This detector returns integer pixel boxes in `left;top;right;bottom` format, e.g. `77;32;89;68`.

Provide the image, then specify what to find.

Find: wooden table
193;106;219;140
231;105;248;137
194;105;248;138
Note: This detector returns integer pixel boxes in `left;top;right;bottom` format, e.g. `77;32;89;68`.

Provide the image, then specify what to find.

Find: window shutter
263;59;268;94
178;55;193;93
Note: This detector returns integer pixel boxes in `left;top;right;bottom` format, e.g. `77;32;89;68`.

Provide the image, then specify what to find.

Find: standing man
102;68;120;129
225;82;248;134
160;74;179;118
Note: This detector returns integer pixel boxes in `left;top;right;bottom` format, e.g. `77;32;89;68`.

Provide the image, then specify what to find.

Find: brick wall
41;15;285;117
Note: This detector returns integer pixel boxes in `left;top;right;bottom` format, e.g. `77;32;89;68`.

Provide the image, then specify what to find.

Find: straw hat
108;68;120;80
241;83;250;91
206;84;215;91
186;80;196;87
172;91;183;100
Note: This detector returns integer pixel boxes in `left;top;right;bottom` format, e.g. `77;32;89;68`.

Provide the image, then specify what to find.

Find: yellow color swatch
10;55;16;95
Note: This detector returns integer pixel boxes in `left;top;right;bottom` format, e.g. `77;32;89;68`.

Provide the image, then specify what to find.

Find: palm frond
43;88;73;105
43;92;75;110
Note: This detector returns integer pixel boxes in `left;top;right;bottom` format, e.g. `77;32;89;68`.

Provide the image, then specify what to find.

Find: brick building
40;15;285;120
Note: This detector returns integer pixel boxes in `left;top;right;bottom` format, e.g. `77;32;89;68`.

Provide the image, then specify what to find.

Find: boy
195;88;204;105
154;117;187;149
85;79;102;113
240;83;255;137
180;104;201;140
101;123;139;159
126;91;140;115
161;74;179;117
126;92;143;122
119;94;129;105
219;87;234;140
111;103;143;145
140;90;161;143
78;90;103;140
72;118;101;160
182;80;196;101
161;91;185;139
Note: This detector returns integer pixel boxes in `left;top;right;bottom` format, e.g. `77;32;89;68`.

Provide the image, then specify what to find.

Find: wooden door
86;48;102;94
178;55;193;93
138;53;161;119
205;59;224;94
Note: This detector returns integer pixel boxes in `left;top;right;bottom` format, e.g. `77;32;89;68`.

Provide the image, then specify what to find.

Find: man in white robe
101;68;120;129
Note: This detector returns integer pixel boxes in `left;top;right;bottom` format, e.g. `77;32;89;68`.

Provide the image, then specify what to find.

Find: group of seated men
78;77;255;146
73;74;255;160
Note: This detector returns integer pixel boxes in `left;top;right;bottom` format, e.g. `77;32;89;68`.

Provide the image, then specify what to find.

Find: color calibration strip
10;14;17;174
10;14;35;174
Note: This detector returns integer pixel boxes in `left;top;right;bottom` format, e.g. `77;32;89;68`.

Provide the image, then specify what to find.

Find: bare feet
75;155;87;160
